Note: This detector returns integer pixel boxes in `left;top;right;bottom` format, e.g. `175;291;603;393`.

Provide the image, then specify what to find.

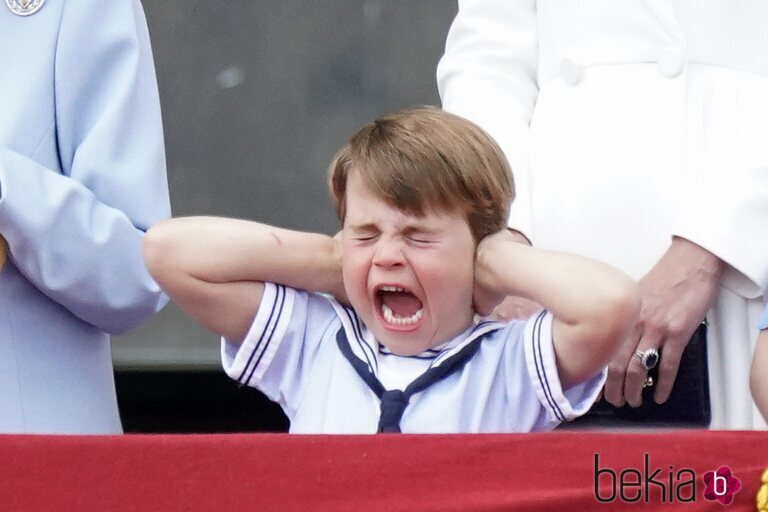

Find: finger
473;291;499;318
518;299;542;319
0;235;7;271
653;336;685;404
624;331;662;408
490;310;507;322
604;326;640;407
491;296;540;322
473;299;491;318
490;299;511;321
604;362;626;407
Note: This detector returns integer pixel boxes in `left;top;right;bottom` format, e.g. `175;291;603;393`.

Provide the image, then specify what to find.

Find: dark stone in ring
635;348;659;371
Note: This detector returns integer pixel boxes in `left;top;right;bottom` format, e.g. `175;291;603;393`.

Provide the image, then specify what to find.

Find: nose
372;238;405;268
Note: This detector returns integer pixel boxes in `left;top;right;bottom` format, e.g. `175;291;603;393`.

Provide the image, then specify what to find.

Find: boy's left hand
490;295;540;321
473;230;513;316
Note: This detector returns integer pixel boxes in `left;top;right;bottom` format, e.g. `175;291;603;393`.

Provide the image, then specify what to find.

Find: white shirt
222;283;605;433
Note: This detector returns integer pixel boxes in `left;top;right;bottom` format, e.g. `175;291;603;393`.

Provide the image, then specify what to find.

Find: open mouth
375;285;424;328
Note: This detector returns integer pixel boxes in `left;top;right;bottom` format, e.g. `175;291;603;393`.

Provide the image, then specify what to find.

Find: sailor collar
330;300;503;377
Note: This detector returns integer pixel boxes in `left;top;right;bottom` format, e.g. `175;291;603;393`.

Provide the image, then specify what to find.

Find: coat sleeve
437;0;538;240
673;164;768;299
0;0;171;334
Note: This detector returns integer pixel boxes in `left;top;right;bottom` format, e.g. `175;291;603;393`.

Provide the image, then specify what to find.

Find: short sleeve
221;283;338;418
521;310;605;427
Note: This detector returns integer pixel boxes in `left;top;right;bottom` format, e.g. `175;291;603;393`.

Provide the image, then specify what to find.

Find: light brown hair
328;106;514;242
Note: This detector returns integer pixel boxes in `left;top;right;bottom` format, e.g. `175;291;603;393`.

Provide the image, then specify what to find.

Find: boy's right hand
330;231;350;306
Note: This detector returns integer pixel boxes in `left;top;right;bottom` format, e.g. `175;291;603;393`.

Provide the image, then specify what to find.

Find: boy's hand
490;295;540;321
473;230;515;316
482;229;541;321
330;230;350;306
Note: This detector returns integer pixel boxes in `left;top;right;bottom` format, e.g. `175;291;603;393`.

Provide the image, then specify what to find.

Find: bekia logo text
594;454;740;504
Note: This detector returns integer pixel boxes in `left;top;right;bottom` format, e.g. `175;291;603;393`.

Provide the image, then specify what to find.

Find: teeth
380;285;406;292
381;304;423;326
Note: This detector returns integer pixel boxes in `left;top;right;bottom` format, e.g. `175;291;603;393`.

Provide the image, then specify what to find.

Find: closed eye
351;232;379;242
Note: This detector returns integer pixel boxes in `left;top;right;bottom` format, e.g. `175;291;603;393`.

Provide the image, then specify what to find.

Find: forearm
0;0;170;334
144;217;342;341
477;236;638;327
477;233;639;385
672;165;768;298
144;217;341;295
0;149;169;334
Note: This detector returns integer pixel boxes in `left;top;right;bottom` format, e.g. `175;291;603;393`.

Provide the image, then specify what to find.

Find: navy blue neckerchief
335;327;486;433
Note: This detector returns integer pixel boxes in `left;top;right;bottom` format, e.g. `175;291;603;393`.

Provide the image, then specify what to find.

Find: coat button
657;48;684;78
560;58;582;86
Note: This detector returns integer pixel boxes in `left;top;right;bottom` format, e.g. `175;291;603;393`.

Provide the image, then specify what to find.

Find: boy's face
341;170;476;355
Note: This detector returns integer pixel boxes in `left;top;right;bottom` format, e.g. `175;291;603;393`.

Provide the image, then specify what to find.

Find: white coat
438;0;768;429
0;0;170;433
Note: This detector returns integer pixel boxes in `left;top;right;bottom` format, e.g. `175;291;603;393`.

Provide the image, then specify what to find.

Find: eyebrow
347;223;379;233
401;225;441;236
347;222;442;236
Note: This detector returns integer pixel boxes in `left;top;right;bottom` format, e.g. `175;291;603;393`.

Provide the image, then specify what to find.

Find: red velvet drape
1;431;765;511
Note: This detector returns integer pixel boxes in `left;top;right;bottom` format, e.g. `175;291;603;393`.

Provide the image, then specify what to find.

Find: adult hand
603;237;724;408
0;234;7;270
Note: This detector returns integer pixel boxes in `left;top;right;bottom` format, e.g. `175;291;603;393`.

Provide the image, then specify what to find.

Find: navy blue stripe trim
431;349;450;367
532;310;565;421
352;310;379;373
531;310;560;420
430;323;501;368
335;328;386;397
378;348;437;360
343;307;373;369
537;313;565;421
405;335;484;395
236;284;284;384
242;284;286;385
473;320;498;332
352;309;378;373
245;284;288;386
342;307;377;373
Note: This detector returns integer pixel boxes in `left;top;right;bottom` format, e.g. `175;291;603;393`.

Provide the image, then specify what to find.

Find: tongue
382;291;422;318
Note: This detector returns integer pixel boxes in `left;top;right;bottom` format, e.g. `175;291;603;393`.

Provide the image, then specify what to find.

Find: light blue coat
761;304;768;330
0;0;170;433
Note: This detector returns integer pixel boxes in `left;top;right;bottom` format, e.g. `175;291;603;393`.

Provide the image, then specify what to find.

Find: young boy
752;304;768;423
143;106;640;433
